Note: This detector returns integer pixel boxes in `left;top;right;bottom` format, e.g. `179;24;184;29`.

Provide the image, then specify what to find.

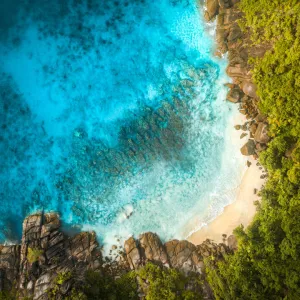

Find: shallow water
0;0;244;244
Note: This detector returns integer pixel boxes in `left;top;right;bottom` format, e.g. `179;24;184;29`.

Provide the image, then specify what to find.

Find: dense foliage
0;291;15;300
27;248;44;264
82;270;138;300
206;0;300;299
0;262;204;299
137;263;203;300
82;263;203;300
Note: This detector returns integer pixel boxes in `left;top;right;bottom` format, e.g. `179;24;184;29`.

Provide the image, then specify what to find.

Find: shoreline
180;109;246;240
188;156;265;244
184;111;265;245
186;0;267;246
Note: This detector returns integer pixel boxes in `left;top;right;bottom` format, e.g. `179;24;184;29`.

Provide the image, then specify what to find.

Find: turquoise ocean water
0;0;244;244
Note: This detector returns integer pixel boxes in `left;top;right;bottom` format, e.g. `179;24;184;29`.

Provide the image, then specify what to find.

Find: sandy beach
188;156;265;245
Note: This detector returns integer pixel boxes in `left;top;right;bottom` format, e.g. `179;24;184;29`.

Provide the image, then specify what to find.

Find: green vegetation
27;247;43;264
83;270;138;300
78;263;203;300
48;271;87;300
205;0;300;299
137;263;203;300
48;271;73;300
55;271;73;285
0;291;15;300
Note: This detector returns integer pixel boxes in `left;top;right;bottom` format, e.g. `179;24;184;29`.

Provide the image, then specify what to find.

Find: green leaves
83;270;138;300
137;263;203;300
81;264;203;300
205;0;300;298
27;247;44;264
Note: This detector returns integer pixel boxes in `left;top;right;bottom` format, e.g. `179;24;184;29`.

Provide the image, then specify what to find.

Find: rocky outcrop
0;245;21;291
124;237;141;270
139;232;169;267
242;81;258;99
204;0;219;21
165;240;201;274
204;0;271;160
0;213;234;299
124;236;232;276
0;212;102;299
254;122;270;144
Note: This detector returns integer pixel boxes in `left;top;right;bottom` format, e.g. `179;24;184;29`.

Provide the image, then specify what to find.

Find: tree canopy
205;0;300;299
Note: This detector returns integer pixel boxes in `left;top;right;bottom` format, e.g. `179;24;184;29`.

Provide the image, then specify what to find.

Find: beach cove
1;0;296;298
0;0;245;246
186;0;271;245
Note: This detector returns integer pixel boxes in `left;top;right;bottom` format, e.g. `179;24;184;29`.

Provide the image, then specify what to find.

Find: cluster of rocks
124;232;234;274
0;213;236;299
0;213;102;299
205;0;271;160
125;234;237;299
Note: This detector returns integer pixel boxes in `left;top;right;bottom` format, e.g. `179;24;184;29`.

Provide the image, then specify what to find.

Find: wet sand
188;157;264;245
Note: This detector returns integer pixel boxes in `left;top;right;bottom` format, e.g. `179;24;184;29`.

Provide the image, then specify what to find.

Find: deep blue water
0;0;244;244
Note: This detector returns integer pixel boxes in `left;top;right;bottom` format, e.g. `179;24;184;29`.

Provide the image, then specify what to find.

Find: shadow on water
0;0;20;40
0;0;70;41
60;218;83;238
1;215;22;243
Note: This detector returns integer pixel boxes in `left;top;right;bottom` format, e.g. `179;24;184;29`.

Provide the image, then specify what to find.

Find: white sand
188;157;265;245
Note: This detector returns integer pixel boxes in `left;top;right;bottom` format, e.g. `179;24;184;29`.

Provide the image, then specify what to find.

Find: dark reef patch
0;0;240;243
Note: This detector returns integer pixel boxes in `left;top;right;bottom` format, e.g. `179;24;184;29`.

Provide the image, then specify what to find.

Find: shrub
0;291;16;300
137;263;203;300
55;271;73;285
27;248;43;263
83;270;138;300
